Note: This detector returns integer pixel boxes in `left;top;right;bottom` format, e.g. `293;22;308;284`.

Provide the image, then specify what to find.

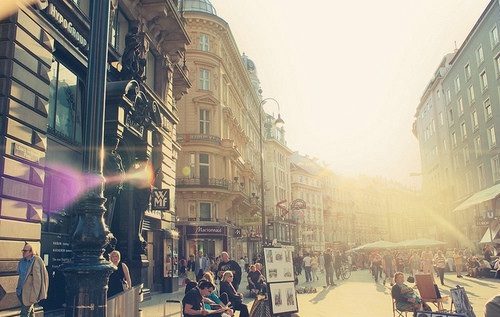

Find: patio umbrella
397;238;446;248
351;240;398;251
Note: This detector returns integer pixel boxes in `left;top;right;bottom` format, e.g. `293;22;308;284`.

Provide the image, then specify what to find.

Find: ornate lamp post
258;97;284;248
60;1;114;316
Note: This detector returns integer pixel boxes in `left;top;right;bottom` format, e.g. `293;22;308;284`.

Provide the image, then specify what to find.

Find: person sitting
391;272;430;313
201;271;233;315
182;280;219;317
466;257;481;277
247;264;266;297
478;258;493;278
220;271;249;317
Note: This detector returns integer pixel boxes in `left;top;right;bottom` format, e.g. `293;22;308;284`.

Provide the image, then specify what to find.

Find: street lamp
258;97;284;248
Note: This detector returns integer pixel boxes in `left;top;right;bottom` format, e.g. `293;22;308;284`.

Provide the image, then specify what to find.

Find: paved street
141;269;500;316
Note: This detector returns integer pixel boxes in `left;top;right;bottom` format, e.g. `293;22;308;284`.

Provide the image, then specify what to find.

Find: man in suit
194;250;209;281
323;248;335;287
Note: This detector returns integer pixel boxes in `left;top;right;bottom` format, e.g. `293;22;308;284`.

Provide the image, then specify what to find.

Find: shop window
48;58;83;144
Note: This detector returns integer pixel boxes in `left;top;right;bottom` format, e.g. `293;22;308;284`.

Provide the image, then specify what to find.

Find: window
145;50;156;90
42;171;77;234
463;145;470;164
453;154;459;170
439;112;444;126
445;89;451;104
448;109;454;126
460;122;467;140
199;69;210;90
109;8;128;52
477;164;486;189
199;202;211;221
454;76;461;92
476;45;484;65
479;70;488;91
48;58;83;143
474;136;481;158
467;85;475;104
485;99;493;120
465;172;473;194
495;54;500;77
488;126;497;149
492;156;500;181
490;25;499;48
464;63;471;80
457;97;464;116
199;33;209;51
451;131;457;148
199;153;209;185
443;138;447;151
471;111;479;131
189;153;195;178
199;109;210;134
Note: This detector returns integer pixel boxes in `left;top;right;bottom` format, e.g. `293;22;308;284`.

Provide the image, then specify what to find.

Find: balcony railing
176;177;230;189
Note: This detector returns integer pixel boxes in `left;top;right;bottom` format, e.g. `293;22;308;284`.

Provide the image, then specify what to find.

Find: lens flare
125;161;154;188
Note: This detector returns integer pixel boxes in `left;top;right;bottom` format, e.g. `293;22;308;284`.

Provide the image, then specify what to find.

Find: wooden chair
391;297;410;317
414;274;446;311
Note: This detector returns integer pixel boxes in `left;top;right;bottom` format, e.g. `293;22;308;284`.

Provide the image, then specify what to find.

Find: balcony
176;177;230;189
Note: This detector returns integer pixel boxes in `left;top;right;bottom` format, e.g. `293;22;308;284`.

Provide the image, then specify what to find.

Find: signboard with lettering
185;225;226;236
233;228;242;237
152;189;170;210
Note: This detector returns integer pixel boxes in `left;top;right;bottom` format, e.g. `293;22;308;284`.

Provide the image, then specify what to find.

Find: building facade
0;0;189;313
413;0;500;246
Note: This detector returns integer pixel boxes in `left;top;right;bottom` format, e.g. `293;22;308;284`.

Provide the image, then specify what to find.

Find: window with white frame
463;145;470;164
199;153;209;184
445;89;451;104
199;69;210;90
464;63;471;80
199;33;209;51
490;25;499;48
453;154;459;170
461;122;467;140
477;164;486;189
468;85;475;104
471;111;479;131
465;172;473;194
454;76;461;93
439;112;444;126
457;97;464;116
199;109;210;134
474;136;481;158
451;131;457;147
492;155;500;181
476;45;484;65
485;98;493;120
199;202;211;221
488;126;497;148
443;138;447;151
145;50;156;90
495;54;500;77
479;70;488;91
448;108;454;126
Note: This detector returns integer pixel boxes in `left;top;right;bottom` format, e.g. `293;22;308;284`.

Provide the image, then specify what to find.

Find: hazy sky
209;0;491;188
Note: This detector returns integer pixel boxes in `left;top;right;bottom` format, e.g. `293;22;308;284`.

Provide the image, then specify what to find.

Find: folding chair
391;297;410;317
414;274;446;311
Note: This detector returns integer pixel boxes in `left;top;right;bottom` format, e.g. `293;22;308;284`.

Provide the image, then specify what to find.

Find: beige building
175;1;274;260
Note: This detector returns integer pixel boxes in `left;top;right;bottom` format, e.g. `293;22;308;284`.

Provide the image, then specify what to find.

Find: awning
453;183;500;211
479;223;500;244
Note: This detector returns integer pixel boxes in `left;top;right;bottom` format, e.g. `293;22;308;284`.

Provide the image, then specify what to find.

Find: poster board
263;247;294;283
450;286;475;317
268;281;299;315
263;247;298;315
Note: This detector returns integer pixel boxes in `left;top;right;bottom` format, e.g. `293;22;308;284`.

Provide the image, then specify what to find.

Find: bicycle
339;262;351;280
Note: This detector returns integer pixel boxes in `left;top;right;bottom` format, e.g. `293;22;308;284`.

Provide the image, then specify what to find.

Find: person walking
311;254;319;281
434;250;447;285
216;251;242;290
302;252;312;283
108;250;132;297
16;243;49;317
323;248;335;286
194;250;210;281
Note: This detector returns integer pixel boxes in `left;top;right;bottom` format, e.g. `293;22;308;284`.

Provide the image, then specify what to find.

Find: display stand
449;286;475;317
262;247;298;316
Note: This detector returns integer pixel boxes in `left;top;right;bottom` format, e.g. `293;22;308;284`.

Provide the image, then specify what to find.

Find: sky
209;0;492;188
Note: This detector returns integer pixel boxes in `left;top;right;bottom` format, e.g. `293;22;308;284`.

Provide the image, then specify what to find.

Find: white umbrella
397;238;446;248
351;240;398;251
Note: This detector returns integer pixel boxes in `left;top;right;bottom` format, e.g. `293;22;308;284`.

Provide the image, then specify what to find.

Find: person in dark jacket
220;271;249;317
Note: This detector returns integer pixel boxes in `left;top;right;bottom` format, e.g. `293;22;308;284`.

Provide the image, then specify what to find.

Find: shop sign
152;189;170;210
45;3;88;49
186;225;225;236
476;216;491;226
233;228;242;237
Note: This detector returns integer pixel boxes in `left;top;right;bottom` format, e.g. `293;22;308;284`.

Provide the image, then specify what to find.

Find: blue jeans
304;266;312;282
17;294;35;317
